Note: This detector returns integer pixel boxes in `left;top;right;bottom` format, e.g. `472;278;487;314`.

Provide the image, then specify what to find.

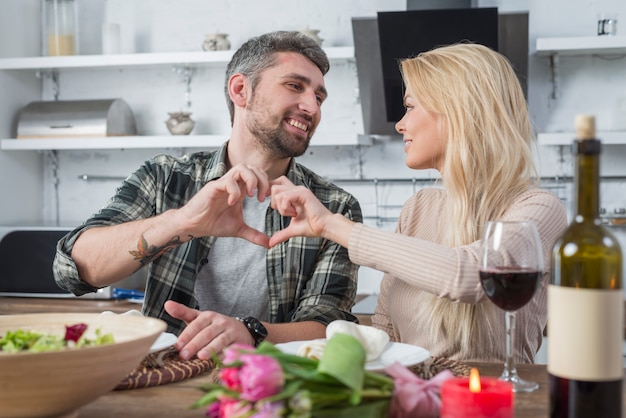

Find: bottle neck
574;140;600;220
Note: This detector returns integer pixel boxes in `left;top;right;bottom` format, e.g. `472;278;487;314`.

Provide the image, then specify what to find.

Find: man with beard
53;31;362;360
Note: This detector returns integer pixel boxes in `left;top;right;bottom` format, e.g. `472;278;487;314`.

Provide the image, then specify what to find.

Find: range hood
351;8;528;138
351;17;400;139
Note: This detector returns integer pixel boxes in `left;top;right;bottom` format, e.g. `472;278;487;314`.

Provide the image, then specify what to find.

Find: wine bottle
549;115;623;417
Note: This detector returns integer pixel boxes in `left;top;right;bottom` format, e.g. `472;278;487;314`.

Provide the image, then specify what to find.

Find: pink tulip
222;344;255;365
219;398;252;418
238;354;285;402
251;400;285;418
219;367;242;391
219;344;257;390
205;401;221;418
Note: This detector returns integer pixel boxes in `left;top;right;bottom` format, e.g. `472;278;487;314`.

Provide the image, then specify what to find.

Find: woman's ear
228;73;248;107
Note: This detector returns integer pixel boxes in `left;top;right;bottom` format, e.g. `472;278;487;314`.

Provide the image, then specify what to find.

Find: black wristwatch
237;316;268;347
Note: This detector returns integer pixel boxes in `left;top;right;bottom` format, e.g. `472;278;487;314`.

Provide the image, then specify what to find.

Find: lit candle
440;368;514;418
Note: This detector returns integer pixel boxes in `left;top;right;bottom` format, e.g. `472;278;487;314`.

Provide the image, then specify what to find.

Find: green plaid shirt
53;142;362;334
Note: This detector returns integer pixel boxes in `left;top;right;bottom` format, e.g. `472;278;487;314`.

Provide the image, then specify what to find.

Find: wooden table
78;362;612;417
0;296;139;315
2;297;624;417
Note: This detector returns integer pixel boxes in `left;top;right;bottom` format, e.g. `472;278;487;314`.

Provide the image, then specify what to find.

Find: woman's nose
395;118;404;134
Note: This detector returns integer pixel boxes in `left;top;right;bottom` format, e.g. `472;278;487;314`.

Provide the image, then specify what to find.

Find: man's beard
246;95;313;159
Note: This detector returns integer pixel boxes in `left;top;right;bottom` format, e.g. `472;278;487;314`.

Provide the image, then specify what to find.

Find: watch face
244;317;267;345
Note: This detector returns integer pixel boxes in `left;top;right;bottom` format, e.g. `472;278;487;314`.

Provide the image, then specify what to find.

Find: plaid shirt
53;143;362;334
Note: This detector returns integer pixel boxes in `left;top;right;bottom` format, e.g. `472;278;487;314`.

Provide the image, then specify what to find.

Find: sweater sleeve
371;272;396;339
348;189;568;304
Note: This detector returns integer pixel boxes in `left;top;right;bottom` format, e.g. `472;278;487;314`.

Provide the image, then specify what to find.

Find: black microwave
0;226;111;299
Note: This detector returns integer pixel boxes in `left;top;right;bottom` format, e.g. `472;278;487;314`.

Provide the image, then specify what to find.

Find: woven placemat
115;347;214;390
408;355;472;379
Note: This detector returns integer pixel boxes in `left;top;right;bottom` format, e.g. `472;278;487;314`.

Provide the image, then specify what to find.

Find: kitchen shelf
0;133;371;151
536;35;626;57
0;47;364;151
535;36;626;98
537;131;626;146
0;47;355;71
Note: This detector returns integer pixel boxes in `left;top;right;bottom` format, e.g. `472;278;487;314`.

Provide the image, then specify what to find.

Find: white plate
275;340;430;372
149;332;177;353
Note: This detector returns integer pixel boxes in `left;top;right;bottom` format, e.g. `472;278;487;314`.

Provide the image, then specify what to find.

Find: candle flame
469;367;481;393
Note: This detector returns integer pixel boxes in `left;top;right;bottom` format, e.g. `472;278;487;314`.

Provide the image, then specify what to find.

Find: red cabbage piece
64;323;88;343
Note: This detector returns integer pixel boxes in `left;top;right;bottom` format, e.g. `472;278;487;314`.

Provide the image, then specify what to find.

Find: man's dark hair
224;31;329;124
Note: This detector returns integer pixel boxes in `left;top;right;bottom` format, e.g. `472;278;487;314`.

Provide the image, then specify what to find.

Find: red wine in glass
479;268;541;311
480;220;543;393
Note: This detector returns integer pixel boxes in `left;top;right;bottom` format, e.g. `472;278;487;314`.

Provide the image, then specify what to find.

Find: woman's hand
269;176;333;246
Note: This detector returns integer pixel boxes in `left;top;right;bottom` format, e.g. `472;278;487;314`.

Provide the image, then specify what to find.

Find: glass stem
503;311;518;378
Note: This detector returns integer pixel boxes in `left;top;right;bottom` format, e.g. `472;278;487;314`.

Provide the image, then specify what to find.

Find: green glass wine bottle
549;114;623;417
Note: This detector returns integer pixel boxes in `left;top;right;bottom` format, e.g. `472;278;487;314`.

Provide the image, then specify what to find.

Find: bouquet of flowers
192;333;453;418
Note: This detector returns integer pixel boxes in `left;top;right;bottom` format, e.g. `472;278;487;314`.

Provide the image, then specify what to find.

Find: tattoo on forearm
129;234;193;266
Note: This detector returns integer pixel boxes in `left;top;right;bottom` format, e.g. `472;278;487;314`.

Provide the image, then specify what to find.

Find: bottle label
547;285;623;380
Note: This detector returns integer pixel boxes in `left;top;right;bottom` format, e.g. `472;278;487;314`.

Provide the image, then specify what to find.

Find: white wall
527;0;626;304
0;1;43;223
528;0;626;133
2;0;626;294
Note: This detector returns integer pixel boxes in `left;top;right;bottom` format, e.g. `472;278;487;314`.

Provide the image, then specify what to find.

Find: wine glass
479;220;543;393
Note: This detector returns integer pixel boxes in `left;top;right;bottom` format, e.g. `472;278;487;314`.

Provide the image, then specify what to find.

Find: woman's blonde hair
399;43;538;359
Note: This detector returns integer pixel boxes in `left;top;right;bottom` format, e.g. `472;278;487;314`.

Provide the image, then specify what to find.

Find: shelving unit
0;132;370;151
535;35;626;99
0;47;366;150
538;131;626;146
536;35;626;57
0;47;355;71
535;36;626;145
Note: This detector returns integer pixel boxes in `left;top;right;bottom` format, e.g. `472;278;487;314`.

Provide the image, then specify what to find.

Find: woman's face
395;91;446;171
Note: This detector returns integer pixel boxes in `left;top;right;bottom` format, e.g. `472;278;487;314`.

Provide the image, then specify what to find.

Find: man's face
245;52;327;158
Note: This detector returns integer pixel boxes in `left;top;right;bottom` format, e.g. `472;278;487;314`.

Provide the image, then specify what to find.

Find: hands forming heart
176;164;333;249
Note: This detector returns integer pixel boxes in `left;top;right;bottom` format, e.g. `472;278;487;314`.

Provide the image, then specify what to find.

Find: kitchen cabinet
0;47;370;151
535;35;626;145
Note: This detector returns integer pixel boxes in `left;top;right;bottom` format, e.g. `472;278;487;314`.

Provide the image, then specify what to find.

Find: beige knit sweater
348;187;568;363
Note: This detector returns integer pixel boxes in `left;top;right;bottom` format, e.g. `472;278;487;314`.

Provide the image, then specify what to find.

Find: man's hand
164;300;255;360
176;164;271;248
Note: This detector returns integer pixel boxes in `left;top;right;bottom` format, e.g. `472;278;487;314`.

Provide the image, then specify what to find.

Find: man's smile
287;118;309;132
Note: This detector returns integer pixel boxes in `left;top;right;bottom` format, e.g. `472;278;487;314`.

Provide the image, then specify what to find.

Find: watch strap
236;316;267;347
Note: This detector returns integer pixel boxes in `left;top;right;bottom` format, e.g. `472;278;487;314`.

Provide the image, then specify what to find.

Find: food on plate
0;323;114;353
296;338;326;360
326;320;390;361
296;320;391;362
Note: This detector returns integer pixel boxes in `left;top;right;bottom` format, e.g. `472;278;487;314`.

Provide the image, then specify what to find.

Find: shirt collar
203;141;230;183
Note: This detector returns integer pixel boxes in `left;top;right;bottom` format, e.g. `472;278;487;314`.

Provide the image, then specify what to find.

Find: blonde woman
269;43;567;363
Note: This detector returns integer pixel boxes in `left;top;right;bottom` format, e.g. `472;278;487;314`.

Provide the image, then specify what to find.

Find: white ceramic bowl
0;313;166;418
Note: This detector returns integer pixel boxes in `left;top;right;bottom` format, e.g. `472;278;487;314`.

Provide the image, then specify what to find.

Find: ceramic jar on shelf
165;112;195;135
202;33;231;51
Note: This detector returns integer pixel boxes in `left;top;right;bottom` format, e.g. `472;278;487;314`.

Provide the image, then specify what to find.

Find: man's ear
228;73;248;107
